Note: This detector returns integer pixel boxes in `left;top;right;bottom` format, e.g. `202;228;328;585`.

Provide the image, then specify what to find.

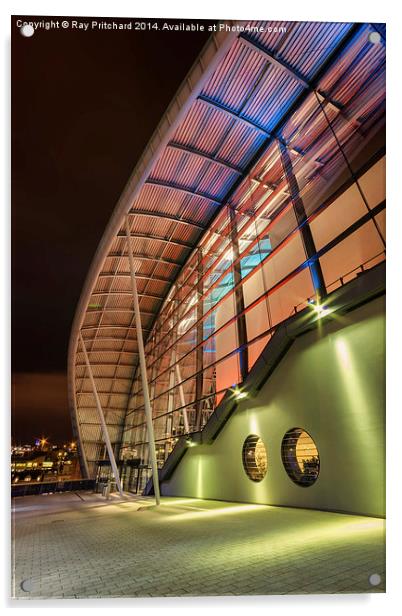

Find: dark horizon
12;14;211;443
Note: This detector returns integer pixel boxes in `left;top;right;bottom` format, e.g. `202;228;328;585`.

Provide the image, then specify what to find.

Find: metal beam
201;24;364;259
77;407;127;412
128;209;206;231
194;95;331;193
229;207;249;381
98;273;173;285
79;332;124;497
174;355;190;434
313;90;386;249
197;25;364;209
77;349;138;355
90;291;165;301
198;94;271;137
77;384;131;393
117;231;193;250
194;249;204;431
78;336;142;343
82;324;146;333
239;35;310;88
75;362;134;368
106;252;182;267
165;362;176;459
240;34;363;135
81;325;151;332
145;178;221;205
167;141;244;175
279;142;326;300
125;215;161;505
86;308;156;317
77;376;133;388
80;422;123;427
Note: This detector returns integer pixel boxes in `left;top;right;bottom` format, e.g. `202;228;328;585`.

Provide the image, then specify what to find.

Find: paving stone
11;491;385;599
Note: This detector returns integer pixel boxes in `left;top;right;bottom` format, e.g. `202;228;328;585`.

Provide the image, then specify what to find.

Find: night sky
11;15;211;444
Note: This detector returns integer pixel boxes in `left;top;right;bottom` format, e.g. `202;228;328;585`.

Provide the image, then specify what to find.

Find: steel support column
79;332;124;497
148;357;161;463
165;358;176;459
194;249;204;431
175;359;190;433
229;207;249;381
125;216;161;505
170;298;190;434
279;143;326;301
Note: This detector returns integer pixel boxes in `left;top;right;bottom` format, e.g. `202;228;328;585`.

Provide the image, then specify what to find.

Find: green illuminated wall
161;296;385;517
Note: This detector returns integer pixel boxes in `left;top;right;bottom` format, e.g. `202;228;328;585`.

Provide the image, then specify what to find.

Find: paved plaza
11;491;385;599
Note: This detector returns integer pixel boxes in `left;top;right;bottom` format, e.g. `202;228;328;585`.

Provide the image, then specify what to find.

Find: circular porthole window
281;428;320;487
242;434;268;482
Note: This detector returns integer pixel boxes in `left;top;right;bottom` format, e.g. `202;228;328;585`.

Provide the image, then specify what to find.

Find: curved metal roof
68;20;385;476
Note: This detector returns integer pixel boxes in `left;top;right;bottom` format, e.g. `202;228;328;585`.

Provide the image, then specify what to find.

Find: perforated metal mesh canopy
68;21;385;478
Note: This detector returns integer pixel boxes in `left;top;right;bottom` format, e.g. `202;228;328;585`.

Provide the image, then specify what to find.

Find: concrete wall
161;296;385;517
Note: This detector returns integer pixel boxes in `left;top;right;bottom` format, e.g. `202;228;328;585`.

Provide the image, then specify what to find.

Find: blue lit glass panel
203;270;234;343
240;236;272;279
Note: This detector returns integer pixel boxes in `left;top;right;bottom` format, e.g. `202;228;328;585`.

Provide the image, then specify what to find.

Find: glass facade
70;23;385;487
120;139;385;477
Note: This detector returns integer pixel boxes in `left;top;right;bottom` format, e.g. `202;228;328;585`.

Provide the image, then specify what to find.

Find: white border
3;1;401;614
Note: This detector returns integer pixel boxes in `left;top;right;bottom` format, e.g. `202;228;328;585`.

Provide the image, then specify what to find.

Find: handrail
11;479;95;498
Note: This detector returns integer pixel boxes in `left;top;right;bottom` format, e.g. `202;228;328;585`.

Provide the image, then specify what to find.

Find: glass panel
215;292;240;404
319;220;385;292
261;231;307;289
267;268;315;326
358;157;386;209
374;211;386;241
245;299;270;345
248;334;271;372
310;183;368;251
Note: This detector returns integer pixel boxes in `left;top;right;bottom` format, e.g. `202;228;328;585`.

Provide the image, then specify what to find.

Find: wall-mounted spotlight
314;304;330;318
308;298;331;319
232;386;248;400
